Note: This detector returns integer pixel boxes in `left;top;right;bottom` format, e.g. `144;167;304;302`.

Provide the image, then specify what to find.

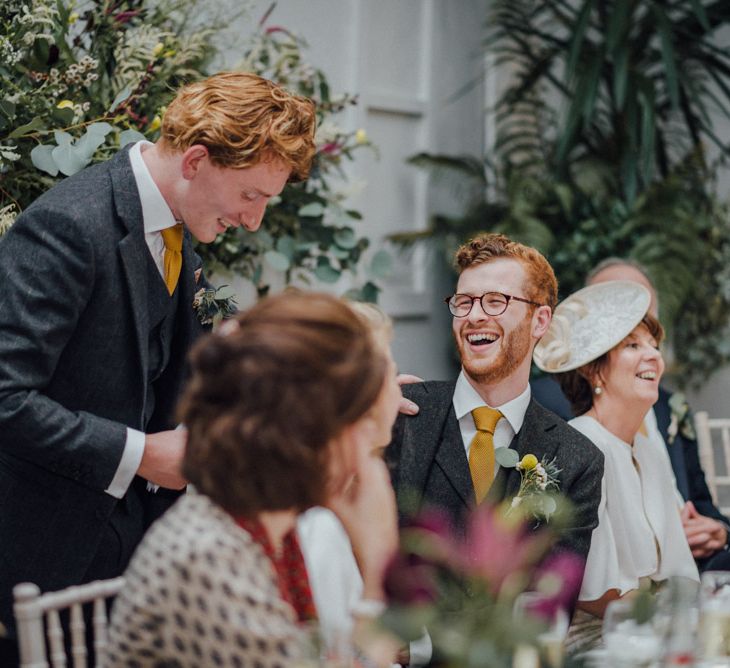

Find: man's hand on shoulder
139;430;188;490
397;374;423;416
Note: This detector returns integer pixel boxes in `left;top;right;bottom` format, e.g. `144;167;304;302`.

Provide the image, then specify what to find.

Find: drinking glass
699;571;730;667
603;598;661;668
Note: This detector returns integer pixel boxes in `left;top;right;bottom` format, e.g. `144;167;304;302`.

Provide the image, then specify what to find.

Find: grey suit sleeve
0;208;126;489
557;444;604;561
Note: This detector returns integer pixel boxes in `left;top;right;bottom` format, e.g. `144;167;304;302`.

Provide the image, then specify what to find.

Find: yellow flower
148;115;161;132
355;128;368;145
520;454;538;470
152;42;164;58
56;100;74;109
68;12;79;24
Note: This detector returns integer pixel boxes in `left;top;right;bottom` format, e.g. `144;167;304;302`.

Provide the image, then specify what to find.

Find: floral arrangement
496;450;562;521
667;392;696;445
193;286;237;328
382;506;584;667
0;1;387;301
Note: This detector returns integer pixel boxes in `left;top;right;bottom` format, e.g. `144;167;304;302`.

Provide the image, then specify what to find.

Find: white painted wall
222;0;488;381
218;1;730;413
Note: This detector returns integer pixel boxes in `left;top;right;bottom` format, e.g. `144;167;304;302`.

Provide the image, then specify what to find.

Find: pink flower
320;142;340;155
461;505;545;592
527;552;585;621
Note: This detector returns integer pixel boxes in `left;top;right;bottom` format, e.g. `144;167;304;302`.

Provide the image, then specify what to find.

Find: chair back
695;411;730;516
13;577;125;668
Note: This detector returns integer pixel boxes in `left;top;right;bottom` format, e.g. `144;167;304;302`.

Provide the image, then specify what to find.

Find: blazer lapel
434;407;474;508
399;381;474;510
110;147;150;395
487;398;561;503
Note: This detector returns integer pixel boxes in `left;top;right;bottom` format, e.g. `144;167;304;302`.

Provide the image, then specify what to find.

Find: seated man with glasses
386;232;604;563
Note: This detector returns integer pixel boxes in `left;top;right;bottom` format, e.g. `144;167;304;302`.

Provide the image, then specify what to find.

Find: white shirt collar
128;141;178;234
453;370;531;434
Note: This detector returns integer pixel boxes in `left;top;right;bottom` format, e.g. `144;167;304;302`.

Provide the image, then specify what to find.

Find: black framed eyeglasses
444;291;543;317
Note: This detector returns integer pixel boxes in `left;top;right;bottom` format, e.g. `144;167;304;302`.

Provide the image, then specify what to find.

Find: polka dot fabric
107;492;304;667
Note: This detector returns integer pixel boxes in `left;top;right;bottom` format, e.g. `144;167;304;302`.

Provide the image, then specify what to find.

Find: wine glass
699;571;730;666
603;598;661;668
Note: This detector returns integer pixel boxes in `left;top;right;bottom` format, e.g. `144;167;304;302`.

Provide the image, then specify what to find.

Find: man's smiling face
452;258;536;386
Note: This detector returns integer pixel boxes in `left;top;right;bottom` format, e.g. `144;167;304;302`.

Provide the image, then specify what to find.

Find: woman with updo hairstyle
534;281;699;654
108;291;401;667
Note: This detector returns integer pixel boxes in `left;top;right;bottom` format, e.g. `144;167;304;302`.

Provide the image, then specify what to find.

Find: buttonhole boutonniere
193;285;237;328
495;448;562;521
667;392;696;444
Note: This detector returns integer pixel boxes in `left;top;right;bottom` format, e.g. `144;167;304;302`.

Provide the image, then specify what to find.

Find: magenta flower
461;505;544;592
527;552;585;621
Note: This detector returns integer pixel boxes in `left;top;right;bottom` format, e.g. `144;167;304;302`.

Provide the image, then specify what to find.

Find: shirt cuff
408;630;433;666
105;428;145;498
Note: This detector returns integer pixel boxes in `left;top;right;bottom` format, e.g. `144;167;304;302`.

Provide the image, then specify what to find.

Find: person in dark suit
386;233;604;560
0;72;316;662
532;258;730;571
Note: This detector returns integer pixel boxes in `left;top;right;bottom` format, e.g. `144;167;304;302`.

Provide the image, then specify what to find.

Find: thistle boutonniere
496;448;562;521
667;392;696;444
193;285;237;328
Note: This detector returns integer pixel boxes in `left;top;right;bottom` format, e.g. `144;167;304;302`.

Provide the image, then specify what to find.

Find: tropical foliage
393;0;730;385
0;0;386;300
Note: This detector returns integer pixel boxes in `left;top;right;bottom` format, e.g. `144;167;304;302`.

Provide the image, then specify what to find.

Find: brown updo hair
179;291;387;516
558;313;665;416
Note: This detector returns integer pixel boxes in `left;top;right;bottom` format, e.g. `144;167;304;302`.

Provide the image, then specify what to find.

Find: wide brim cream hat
533;280;651;373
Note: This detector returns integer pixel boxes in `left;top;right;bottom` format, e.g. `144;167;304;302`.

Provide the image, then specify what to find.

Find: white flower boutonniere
193;285;237;328
667;392;696;445
496;448;562;521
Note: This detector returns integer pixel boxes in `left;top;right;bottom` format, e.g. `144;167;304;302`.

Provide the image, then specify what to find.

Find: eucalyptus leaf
51;144;88;176
109;85;133;112
368;250;393;279
495;448;519;468
75;130;107;160
314;259;341;283
119;129;147;147
0;99;16;117
53;130;73;147
263;250;290;271
334;227;357;249
298;202;325;218
275;235;296;259
8;116;44;139
87;122;114;136
30;145;59;176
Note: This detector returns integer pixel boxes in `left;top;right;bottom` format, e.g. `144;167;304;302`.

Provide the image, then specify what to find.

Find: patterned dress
107;491;304;667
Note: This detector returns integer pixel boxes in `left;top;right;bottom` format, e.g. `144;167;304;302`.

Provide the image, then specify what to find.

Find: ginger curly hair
160;71;316;180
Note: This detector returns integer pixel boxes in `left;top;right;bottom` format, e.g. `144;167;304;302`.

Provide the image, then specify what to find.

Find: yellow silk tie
469;406;503;503
161;224;183;295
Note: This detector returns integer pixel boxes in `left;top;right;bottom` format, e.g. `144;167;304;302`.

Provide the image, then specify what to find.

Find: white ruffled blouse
569;415;699;601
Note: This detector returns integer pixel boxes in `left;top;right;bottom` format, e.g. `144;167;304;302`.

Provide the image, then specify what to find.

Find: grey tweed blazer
0;146;205;633
385;380;604;561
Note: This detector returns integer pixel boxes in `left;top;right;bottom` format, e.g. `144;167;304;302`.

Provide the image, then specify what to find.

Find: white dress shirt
104;141;179;498
453;370;532;476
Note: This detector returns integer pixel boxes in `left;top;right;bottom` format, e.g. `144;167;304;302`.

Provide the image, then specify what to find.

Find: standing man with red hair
0;72;316;663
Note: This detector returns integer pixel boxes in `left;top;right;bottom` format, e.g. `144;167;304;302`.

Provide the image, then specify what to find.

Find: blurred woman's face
327;347;402;492
599;323;664;407
368;349;402;447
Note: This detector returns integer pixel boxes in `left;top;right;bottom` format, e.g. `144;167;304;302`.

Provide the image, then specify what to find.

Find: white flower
511;496;522;508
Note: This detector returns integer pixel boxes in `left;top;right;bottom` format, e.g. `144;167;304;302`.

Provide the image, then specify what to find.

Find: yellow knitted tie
469;406;503;503
161;224;183;295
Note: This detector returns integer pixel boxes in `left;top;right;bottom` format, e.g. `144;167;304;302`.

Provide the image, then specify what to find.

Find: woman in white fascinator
533;280;699;653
